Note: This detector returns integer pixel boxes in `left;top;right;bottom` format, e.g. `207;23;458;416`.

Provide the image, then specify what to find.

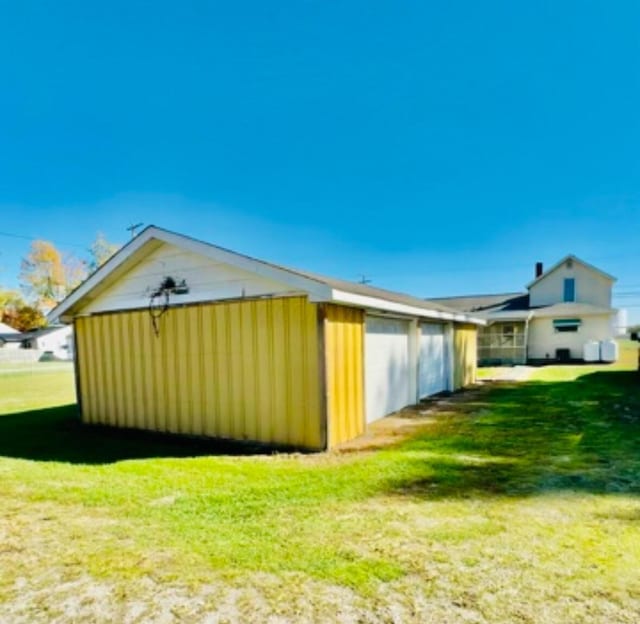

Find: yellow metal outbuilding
75;297;324;448
53;226;484;450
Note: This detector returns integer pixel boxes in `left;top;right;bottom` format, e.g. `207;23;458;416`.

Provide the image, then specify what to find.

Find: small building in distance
0;324;73;360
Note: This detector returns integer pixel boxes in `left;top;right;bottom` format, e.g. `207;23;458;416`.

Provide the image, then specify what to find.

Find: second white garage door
365;316;411;423
419;323;447;398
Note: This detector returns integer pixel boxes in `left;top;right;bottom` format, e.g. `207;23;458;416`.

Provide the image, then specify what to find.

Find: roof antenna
358;274;371;285
126;223;144;240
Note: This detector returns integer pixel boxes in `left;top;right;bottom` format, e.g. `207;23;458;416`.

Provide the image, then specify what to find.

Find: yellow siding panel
324;304;365;448
89;315;104;424
150;311;164;431
253;302;268;442
74;296;323;449
165;308;180;433
102;315;116;426
201;305;217;437
270;299;287;444
192;305;205;436
288;298;304;445
454;324;478;389
75;318;90;422
130;312;145;430
241;302;258;441
120;315;134;429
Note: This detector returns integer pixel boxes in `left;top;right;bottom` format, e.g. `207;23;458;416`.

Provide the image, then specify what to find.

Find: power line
0;229;87;249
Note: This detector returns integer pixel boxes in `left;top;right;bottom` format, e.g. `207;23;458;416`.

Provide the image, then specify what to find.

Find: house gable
50;226;334;322
79;241;301;316
528;256;614;309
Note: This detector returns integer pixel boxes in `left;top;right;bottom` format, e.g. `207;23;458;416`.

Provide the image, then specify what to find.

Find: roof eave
330;289;486;325
485;313;533;322
532;306;618;319
48;224;485;327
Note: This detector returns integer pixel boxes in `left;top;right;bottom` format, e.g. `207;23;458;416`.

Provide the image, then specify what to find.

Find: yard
1;346;639;623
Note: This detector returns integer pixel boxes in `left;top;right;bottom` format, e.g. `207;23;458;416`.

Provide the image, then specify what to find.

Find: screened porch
477;321;527;365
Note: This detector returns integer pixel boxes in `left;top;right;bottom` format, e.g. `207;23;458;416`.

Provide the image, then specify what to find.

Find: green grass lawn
0;361;76;414
1;347;639;622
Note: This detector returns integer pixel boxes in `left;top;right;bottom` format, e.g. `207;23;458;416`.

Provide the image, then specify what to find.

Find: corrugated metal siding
75;296;323;449
453;324;478;389
324;304;365;447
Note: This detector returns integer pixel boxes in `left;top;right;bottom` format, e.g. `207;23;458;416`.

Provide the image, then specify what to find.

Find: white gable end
79;242;301;315
529;258;613;308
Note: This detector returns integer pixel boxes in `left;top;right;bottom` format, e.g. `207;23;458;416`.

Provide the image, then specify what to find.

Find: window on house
563;278;575;302
501;325;515;346
556;325;578;333
553;318;581;333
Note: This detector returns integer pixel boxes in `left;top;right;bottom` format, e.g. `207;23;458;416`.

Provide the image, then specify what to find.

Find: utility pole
126;223;144;240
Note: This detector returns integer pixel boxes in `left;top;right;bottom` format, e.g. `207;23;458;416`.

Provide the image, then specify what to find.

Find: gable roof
526;254;616;289
430;292;529;314
430;287;617;323
0;325;69;343
49;226;485;325
430;293;533;322
0;322;18;334
24;325;70;339
0;333;25;343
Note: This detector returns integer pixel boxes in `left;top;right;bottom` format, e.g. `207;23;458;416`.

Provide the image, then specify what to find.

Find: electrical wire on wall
148;276;189;337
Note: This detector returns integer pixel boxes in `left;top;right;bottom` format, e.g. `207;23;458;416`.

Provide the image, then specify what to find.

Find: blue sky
0;1;639;321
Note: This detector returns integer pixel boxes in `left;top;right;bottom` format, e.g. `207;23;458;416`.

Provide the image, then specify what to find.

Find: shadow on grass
0;404;290;464
2;369;640;499
387;369;640;498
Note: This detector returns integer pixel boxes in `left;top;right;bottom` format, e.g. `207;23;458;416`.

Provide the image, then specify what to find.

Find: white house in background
432;255;619;364
23;325;74;360
0;321;24;350
0;325;73;360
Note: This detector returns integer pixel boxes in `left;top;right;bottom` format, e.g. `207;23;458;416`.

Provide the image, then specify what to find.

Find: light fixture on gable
148;276;190;337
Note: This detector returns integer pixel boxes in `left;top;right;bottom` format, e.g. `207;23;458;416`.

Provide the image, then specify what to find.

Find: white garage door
365;316;411;423
419;323;447;398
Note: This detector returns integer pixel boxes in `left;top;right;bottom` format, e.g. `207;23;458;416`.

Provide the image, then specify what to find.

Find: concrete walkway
480;366;535;382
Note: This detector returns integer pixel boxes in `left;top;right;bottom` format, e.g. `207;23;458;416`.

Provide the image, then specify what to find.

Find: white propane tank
600;340;619;363
583;340;600;362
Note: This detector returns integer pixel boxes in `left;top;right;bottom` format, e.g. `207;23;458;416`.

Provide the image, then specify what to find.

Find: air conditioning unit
583;341;600;362
600;340;619;363
556;348;571;362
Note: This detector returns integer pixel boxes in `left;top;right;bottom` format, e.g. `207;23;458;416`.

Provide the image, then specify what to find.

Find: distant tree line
0;232;120;331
